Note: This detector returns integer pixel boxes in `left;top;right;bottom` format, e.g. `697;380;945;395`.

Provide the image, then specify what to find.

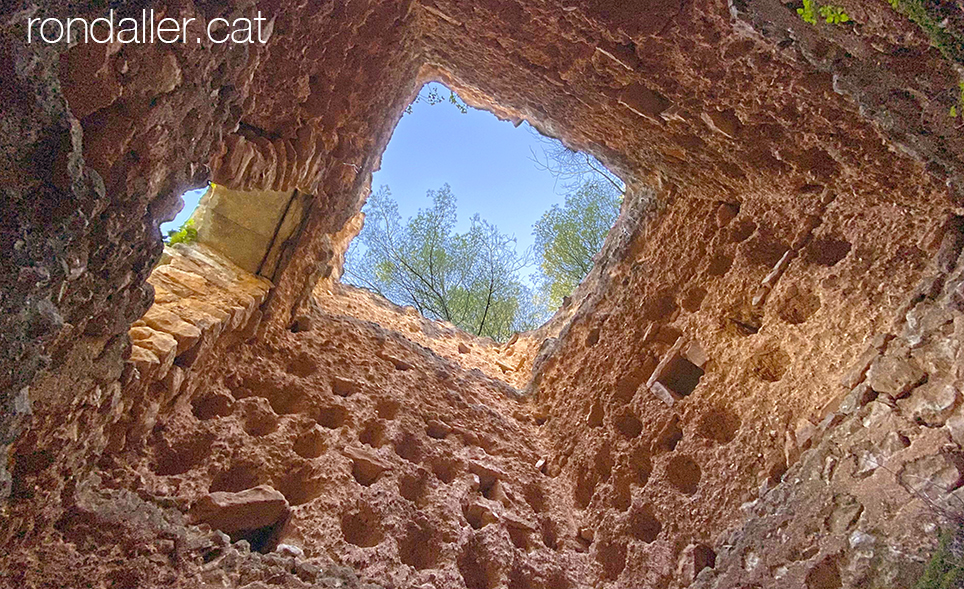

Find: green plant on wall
886;0;964;64
404;85;468;115
164;218;198;246
951;81;964;118
818;4;850;23
916;528;964;589
797;0;850;25
797;0;818;24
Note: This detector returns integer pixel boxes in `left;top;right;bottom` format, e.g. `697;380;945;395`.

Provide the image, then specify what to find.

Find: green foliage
797;0;818;24
345;184;542;341
916;529;964;589
797;0;850;24
405;84;468;115
164;218;197;245
951;81;964;118
532;179;621;309
818;4;850;23
886;0;964;64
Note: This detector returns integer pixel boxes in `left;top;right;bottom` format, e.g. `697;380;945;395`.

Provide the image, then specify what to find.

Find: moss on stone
886;0;964;65
916;529;964;589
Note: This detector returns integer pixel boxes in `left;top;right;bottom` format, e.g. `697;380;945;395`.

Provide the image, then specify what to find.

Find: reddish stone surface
2;0;964;587
191;485;289;534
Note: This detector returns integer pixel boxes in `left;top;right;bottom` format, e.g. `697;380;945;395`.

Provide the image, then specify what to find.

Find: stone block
841;348;880;390
840;335;893;389
794;418;818;451
276;543;304;558
163;365;186;398
129;326;154;341
152;265;211;296
899;453;964;502
130;345;160;377
838;384;876;414
191;485;289;534
897;381;960;427
677;543;717;583
866;355;925;397
193;184;301;275
141;307;202;355
175;304;227;339
946;410;964;446
130;326;178;380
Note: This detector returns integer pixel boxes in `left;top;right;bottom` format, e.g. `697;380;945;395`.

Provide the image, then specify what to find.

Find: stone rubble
2;0;964;586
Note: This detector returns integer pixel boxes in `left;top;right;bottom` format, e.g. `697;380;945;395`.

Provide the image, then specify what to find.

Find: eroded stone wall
522;178;945;586
2;0;964;587
116;296;579;588
0;0;424;493
696;217;964;587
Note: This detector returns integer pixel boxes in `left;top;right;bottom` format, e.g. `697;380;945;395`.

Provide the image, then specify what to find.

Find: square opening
659;355;704;397
648;340;706;406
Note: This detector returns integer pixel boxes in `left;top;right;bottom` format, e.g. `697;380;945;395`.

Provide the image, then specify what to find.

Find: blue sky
164;187;207;233
369;83;574;255
163;83;608;278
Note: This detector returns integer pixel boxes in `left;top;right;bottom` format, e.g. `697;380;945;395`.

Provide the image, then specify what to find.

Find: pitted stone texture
125;306;587;588
1;473;377;589
692;219;964;587
2;0;963;587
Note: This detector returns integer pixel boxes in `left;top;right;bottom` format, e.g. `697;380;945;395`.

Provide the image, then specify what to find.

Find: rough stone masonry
1;0;964;587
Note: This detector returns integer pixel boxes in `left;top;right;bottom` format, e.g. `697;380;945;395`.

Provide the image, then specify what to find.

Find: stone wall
108;290;573;588
190;184;309;279
33;198;957;587
0;0;424;493
696;216;964;587
2;0;964;586
123;244;272;447
314;283;542;390
522;178;945;587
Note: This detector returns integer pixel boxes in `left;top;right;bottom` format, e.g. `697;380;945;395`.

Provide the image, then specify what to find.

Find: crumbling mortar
753;187;839;309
